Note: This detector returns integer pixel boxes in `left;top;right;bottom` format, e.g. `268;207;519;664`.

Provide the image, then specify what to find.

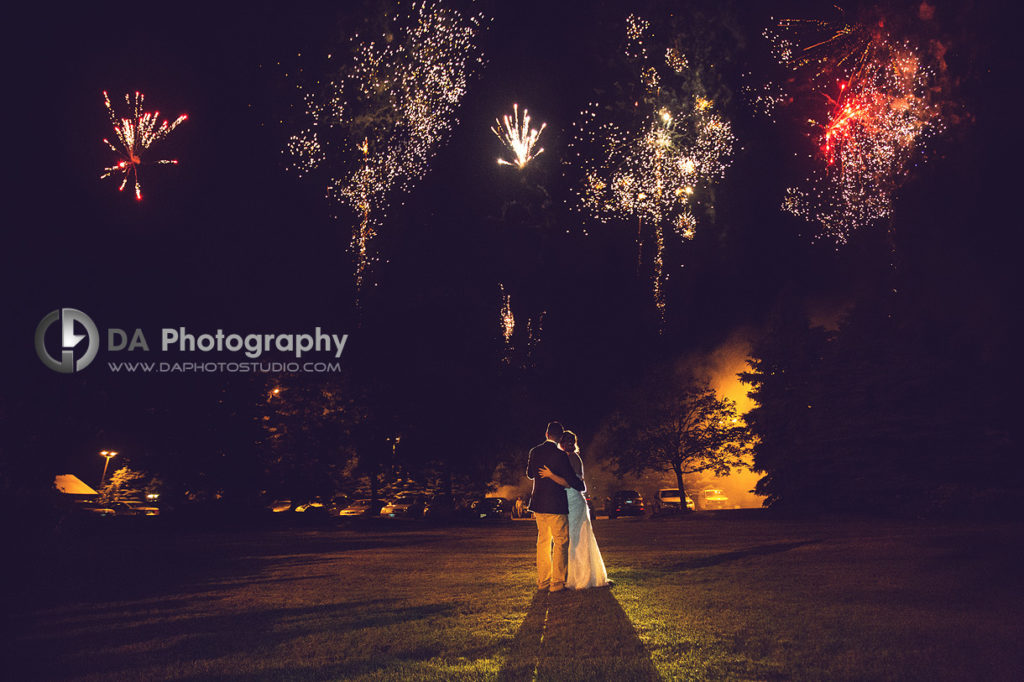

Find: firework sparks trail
492;103;546;169
497;283;545;368
498;283;514;364
569;15;735;327
284;1;487;299
526;310;544;350
763;7;944;243
523;310;545;368
499;283;515;344
100;91;187;200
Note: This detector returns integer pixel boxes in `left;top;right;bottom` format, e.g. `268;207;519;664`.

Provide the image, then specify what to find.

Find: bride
538;430;610;589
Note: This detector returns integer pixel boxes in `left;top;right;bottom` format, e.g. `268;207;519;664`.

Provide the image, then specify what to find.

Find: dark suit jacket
526;441;585;514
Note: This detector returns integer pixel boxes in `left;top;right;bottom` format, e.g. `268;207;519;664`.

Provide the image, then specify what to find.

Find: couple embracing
527;421;611;592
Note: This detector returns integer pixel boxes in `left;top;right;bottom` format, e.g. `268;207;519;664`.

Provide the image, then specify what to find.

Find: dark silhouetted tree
259;376;365;501
740;296;831;511
741;281;1016;516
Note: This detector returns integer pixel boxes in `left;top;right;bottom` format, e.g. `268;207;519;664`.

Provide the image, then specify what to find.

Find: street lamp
100;450;118;485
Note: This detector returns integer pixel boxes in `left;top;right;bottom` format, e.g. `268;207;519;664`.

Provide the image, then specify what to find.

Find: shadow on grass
661;540;822;572
17;599;456;681
497;588;659;681
19;529;445;611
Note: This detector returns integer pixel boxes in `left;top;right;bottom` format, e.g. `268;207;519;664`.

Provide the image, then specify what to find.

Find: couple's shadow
497;587;660;681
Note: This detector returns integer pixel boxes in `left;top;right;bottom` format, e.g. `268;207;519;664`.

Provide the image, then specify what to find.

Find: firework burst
284;1;487;297
100;91;187;200
569;15;735;327
764;7;944;243
492;104;546;169
767;9;876;79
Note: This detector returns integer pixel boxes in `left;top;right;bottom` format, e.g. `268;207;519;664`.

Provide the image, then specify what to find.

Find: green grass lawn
11;513;1024;681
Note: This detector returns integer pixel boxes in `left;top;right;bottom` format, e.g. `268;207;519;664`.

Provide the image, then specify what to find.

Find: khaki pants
534;512;569;590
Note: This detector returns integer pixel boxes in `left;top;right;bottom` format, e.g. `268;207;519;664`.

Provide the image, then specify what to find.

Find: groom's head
546;421;564;442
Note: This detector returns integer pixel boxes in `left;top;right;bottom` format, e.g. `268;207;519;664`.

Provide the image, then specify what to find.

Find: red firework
100;91;188;200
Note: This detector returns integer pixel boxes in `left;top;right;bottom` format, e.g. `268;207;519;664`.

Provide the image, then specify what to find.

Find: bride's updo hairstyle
559;430;580;457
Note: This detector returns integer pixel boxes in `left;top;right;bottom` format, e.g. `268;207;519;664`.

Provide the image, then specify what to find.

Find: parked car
606;490;645;519
700;488;729;509
294;499;330;519
380;492;426;518
110;501;160;516
657;488;696;512
328;494;352;516
76;502;115;518
422;493;458;520
294;499;326;513
268;499;293;513
468;496;512;520
338;498;384;517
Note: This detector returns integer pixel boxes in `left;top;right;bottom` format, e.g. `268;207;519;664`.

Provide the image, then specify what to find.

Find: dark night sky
4;1;1013;481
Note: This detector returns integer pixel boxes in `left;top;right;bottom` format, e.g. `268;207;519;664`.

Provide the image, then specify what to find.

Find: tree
738;283;1015;517
610;379;753;507
97;467;147;505
739;295;831;511
258;376;365;500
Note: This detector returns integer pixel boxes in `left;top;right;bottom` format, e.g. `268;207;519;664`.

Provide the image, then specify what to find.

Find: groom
526;421;585;593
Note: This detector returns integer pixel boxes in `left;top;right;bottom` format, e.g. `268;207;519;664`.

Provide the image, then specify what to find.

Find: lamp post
100;450;118;485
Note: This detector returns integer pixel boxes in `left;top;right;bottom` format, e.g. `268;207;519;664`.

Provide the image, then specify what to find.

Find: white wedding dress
565;452;610;589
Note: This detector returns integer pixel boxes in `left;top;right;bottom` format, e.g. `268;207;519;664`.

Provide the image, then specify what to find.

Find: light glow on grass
13;520;1022;679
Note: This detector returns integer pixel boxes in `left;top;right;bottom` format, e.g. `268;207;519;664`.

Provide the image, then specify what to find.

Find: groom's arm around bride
528;446;584;487
527;442;584;514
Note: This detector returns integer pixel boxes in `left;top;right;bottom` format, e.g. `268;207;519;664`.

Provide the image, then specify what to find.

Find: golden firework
492;104;546;169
